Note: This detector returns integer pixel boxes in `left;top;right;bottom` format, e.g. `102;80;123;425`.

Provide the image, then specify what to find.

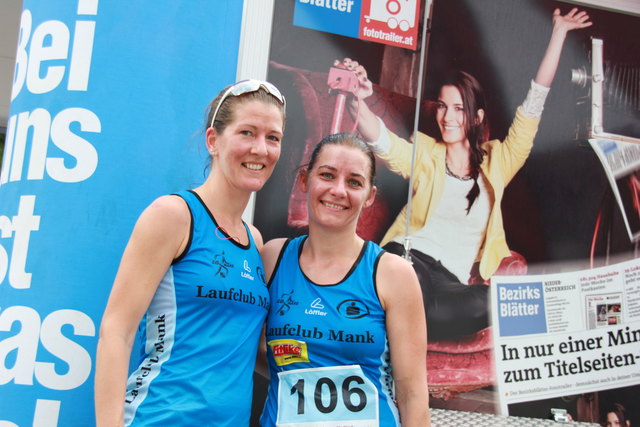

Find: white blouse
395;172;492;283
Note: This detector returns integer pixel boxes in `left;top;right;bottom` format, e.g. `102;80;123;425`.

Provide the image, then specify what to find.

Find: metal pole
403;0;433;261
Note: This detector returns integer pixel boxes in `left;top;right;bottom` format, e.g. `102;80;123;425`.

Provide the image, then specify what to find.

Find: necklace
445;162;472;181
215;225;241;243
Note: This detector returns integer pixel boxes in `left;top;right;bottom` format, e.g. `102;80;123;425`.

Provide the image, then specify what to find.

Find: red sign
359;0;421;50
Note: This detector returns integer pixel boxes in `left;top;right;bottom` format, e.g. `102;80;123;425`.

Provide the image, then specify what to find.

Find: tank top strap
269;236;304;288
349;240;385;296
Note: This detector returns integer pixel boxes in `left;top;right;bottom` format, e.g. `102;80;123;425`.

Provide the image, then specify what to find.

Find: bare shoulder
247;223;264;249
132;194;191;251
142;194;190;225
260;238;288;281
378;251;416;279
261;238;288;264
377;251;422;305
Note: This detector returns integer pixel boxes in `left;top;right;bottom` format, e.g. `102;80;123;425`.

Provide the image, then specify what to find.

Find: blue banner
0;1;243;425
294;0;363;38
497;282;548;337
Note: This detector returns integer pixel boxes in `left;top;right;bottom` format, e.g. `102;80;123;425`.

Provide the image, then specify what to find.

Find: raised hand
534;8;593;88
551;7;592;35
333;58;373;100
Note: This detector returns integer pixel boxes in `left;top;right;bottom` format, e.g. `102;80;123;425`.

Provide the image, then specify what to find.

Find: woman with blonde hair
95;80;286;426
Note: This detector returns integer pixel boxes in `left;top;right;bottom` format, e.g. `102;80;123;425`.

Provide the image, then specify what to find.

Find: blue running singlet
124;190;269;426
261;236;399;426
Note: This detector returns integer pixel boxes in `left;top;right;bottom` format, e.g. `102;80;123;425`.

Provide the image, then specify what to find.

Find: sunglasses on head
209;79;286;129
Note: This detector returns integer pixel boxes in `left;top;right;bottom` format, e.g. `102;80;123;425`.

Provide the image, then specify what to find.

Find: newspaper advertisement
491;257;640;415
589;138;640;241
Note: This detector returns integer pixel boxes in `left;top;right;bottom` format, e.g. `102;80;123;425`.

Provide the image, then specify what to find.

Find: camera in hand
327;67;360;96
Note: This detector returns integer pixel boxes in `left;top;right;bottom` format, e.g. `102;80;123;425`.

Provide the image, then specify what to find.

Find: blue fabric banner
0;1;243;425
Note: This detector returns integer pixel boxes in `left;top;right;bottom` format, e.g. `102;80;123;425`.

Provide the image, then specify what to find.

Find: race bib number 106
276;365;379;426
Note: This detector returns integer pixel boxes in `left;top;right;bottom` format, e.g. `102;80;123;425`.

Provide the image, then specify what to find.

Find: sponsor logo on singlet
305;298;328;316
269;338;310;366
241;259;255;280
276;290;299;315
337;299;370;319
212;251;233;278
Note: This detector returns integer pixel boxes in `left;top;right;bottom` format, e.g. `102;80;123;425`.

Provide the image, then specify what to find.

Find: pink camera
327;67;359;95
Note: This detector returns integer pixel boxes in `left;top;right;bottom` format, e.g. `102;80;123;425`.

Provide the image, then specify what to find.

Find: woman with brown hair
341;8;592;339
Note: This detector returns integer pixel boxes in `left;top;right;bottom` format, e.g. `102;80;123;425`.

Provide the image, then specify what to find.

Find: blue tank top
261;236;399;426
124;190;269;426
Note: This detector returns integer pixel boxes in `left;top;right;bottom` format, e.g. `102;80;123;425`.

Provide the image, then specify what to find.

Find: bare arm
534;8;592;88
248;222;264;251
260;238;287;283
334;58;382;142
377;253;430;426
348;96;381;143
94;196;190;427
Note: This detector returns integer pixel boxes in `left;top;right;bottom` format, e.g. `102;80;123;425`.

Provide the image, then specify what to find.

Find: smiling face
301;143;376;231
436;84;468;146
435;83;486;147
207;99;283;193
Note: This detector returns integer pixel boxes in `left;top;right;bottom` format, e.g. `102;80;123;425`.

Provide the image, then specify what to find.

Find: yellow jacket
379;108;541;280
